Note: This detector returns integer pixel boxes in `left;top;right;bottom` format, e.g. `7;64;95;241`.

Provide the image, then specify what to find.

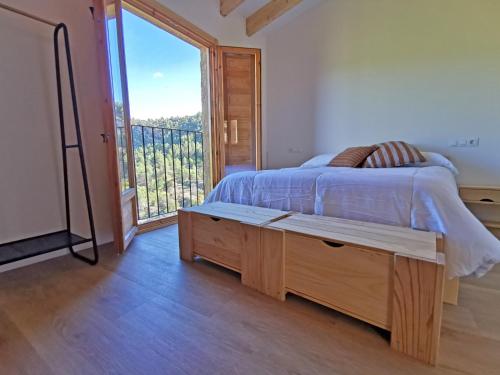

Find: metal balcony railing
131;125;205;222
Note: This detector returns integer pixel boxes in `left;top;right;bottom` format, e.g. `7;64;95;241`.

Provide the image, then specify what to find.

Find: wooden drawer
488;226;500;239
284;233;393;329
459;187;500;204
192;214;243;271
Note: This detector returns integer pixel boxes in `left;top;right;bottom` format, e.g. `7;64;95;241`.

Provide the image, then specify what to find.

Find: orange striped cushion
363;141;425;168
329;146;379;167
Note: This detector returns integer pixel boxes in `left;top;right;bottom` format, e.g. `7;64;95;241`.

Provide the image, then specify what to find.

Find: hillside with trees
129;112;205;221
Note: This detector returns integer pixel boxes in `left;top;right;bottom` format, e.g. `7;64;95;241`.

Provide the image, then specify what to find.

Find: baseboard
138;215;178;234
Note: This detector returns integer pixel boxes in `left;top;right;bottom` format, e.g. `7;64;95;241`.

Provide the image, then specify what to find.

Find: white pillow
300;153;337;168
300;154;337;168
406;152;459;175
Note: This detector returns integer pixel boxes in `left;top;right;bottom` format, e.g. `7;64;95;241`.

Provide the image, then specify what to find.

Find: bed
206;161;500;279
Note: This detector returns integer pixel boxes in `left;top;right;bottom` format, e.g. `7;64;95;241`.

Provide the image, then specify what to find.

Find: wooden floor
1;226;499;375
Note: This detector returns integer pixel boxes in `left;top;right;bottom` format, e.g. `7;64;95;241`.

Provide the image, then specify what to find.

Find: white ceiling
234;0;270;17
232;0;326;35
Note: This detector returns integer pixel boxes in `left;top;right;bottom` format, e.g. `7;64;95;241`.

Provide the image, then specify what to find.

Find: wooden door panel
227;78;252;90
226;56;252;70
220;47;261;175
228;94;252;106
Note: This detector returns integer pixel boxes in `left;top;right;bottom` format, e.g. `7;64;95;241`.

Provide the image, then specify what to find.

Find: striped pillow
363;141;425;168
329;146;379;167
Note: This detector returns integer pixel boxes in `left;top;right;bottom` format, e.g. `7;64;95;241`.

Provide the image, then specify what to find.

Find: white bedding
206;166;500;278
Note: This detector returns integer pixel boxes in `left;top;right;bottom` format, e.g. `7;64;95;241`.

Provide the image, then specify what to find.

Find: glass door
102;0;138;251
96;0;218;241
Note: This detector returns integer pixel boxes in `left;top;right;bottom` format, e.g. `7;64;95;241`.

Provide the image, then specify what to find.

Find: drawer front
192;214;242;271
489;227;500;239
285;233;393;329
459;188;500;204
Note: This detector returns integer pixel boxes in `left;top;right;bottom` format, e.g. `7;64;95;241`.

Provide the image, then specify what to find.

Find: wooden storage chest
178;202;289;286
266;213;445;365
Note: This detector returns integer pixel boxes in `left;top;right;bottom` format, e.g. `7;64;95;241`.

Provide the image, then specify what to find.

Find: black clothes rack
0;4;98;266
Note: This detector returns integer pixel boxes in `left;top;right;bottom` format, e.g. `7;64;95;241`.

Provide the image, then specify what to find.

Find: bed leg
391;254;445;365
178;210;194;262
443;277;459;305
436;233;459;305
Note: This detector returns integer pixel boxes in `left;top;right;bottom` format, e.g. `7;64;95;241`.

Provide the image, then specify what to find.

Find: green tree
131;113;205;221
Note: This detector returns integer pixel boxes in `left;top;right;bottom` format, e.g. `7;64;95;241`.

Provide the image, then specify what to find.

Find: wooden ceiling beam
246;0;302;36
220;0;245;17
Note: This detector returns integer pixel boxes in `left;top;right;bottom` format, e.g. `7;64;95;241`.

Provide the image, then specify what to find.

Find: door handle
101;133;110;143
230;120;238;145
223;121;228;144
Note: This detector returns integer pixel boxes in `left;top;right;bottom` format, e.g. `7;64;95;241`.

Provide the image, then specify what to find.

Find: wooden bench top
181;202;289;226
268;213;438;261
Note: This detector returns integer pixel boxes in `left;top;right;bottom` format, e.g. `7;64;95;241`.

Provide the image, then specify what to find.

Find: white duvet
206;166;500;278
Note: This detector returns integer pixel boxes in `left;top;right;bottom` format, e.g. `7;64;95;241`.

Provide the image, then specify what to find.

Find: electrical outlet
467;137;480;147
449;137;479;147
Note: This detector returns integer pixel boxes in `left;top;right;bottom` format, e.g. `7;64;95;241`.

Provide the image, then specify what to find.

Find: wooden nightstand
459;185;500;238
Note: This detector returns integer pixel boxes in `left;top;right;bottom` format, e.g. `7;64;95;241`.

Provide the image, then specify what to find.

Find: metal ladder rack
0;4;98;266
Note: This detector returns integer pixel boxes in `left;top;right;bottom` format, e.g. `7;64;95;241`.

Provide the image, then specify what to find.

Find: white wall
0;0;113;249
266;0;500;185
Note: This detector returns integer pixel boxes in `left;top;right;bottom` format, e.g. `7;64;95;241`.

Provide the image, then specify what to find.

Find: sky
114;9;202;120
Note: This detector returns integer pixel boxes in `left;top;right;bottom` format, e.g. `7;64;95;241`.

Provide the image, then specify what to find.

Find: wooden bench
178;203;445;365
178;202;289;290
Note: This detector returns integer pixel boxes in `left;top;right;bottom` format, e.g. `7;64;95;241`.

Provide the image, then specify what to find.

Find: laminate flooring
1;225;499;375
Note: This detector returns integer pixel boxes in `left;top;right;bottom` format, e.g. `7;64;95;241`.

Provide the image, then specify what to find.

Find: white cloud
153;71;164;79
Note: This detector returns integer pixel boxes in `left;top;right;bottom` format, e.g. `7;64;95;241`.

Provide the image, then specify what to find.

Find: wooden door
95;0;138;252
218;47;261;177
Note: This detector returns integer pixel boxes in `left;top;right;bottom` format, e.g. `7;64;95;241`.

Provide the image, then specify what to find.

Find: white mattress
206;166;500;278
